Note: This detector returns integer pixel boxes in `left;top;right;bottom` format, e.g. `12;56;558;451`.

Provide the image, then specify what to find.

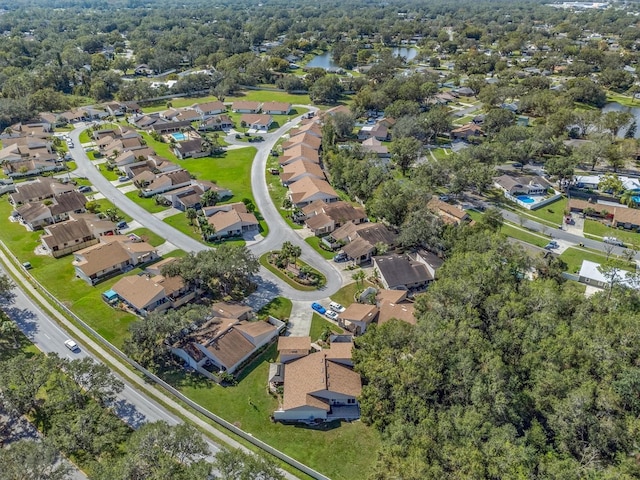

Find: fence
0;241;330;480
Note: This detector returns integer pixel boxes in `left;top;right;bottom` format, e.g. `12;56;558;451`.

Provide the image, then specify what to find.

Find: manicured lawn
90;198;132;223
304;236;335;259
606;92;638;108
256;297;293;321
525;197;567;226
259;254;322;292
163;212;202;241
330;280;374;308
180;147;256;204
129;228;166;247
265;155;301;230
139;132;177;160
79;130;92;144
96;163;121;181
125;190;170;214
160;343;378;480
559;246;636;274
583;219;640;249
501;223;550;248
309;313;344;343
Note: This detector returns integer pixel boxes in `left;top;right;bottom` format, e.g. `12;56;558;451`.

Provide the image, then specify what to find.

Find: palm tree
352;270;366;288
201;189;219;207
186;208;197;225
620;190;638;208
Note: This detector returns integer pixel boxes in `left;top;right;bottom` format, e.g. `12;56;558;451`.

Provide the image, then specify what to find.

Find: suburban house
289;121;323;139
427;198;472;225
211;301;254;320
360;137;390;159
3;158;64;178
567;198;604;214
373;254;433;292
494;174;550;196
376;289;416;326
15;191;87;230
148;120;193;135
261;102;292;115
109;259;197;316
302;200;367;236
140;169;193;197
287;176;339;208
159;181;231;211
278;145;320;166
320;105;352;118
232;101;262;113
9;177;74;206
173;138;208;160
40;214;118;258
282;132;322;151
192;101;226;118
273;341;361;423
198;115;233;131
612;207;640;230
338;303;379;335
578;260;636;290
357;122;389;141
72;236;159;285
240;114;273;131
327;222;397;265
277;336;311;364
122;155;180;179
171;313;285;374
280;159;326;186
104;102;126;117
450;123;484;141
205;202;259;240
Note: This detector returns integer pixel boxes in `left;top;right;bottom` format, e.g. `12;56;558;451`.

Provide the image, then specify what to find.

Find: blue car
311;302;326;315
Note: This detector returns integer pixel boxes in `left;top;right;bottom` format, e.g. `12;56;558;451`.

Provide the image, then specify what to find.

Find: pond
305;47;419;70
601;102;640;138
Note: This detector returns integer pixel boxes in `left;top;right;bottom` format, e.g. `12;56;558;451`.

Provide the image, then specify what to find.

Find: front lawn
525;197;568;226
265;154;302;230
583;219;640;249
159;343;377;480
304;236;335;259
259;253;324;291
124;190;170;214
129;228;166;247
330;281;374;308
256;297;293;321
309;313;344;342
559;246;636;274
96;163;121;181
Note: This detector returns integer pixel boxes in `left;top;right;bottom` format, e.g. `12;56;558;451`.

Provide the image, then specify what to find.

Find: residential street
67;110;345;304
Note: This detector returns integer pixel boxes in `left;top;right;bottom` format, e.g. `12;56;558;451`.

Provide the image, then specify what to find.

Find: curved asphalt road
68;108;343;302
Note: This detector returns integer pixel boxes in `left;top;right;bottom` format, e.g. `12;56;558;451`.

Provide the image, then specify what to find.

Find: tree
600;110;633;139
211;448;284;480
309;75;342;104
0;354;53;417
599;173;625;195
399;208;444;250
390;137;421;176
620;190;638;208
480;207;503;232
483;108;516;134
186;207;197;226
352;270;366;288
201;189;219;207
104;207;121;222
330;111;355;139
0;273;14;297
55;356;124;408
0;440;71;480
366;179;413;227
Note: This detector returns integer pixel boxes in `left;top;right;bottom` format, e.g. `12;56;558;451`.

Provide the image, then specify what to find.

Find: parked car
329;301;345;313
77;186;92;193
544;241;559;250
311;302;326;315
325;310;339;320
333;252;348;263
64;339;80;352
116;221;128;229
22;261;32;270
603;236;625;247
67;142;75;148
118;175;129;182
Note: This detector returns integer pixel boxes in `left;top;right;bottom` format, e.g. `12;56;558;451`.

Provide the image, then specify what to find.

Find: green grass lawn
159;343;378;480
606;91;638;108
265;156;301;230
525;197;567;226
79;130;92;144
259;254;323;291
129;228;166;247
468;210;550;248
139;132;177;160
304;236;335;259
90;198;133;223
256;297;293;321
309;313;344;343
96;164;121;181
124;191;170;214
559;246;636;274
163;213;201;241
583;219;640;249
330;280;374;307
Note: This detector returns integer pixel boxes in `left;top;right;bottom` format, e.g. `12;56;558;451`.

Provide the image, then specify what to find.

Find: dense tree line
354;228;640;479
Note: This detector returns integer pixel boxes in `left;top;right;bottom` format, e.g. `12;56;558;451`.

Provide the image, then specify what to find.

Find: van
22;261;32;270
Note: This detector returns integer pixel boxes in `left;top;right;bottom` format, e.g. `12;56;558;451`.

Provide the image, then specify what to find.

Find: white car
64;339;79;352
325;310;339;320
329;302;345;313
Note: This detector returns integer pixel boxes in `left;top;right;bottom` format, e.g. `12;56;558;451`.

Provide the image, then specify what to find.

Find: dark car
333;252;348;262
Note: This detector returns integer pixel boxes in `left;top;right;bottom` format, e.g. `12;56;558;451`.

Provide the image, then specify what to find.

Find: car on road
325;310;339;320
603;236;625;247
67;142;74;148
329;301;345;313
311;302;326;315
64;339;80;352
118;175;129;182
333;252;348;263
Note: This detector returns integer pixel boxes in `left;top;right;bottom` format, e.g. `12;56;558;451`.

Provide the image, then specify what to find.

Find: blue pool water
517;195;535;204
632;196;640;204
171;132;187;141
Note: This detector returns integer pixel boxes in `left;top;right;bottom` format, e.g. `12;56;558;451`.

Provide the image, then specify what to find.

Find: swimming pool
516;195;535;204
171;132;187;141
632;196;640;204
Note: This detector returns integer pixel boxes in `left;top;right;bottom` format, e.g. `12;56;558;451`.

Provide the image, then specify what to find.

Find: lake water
602;102;640;138
305;47;419;70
